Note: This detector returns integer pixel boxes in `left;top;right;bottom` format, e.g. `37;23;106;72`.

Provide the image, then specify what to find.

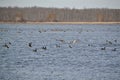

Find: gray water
0;24;120;80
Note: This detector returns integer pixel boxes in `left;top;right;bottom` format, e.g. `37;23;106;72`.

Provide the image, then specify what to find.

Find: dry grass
0;21;120;24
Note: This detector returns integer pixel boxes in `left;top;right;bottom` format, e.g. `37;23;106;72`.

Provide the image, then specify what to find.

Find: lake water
0;24;120;80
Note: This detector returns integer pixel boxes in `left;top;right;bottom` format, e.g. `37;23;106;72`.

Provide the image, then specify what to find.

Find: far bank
0;22;120;25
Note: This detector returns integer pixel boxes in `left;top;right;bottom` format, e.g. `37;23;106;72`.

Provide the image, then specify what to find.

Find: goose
9;42;11;45
42;46;47;50
106;40;112;44
112;48;116;51
69;45;72;48
29;42;32;47
56;39;65;43
3;43;9;48
108;41;112;44
114;40;117;43
70;39;79;44
101;47;106;50
39;30;42;33
88;44;91;46
33;48;37;52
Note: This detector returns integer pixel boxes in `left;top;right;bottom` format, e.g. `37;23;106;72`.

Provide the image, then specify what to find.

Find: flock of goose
2;39;117;52
28;42;47;52
28;39;78;52
100;40;117;51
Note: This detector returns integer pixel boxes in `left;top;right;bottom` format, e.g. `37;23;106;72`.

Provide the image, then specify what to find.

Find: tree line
0;7;120;22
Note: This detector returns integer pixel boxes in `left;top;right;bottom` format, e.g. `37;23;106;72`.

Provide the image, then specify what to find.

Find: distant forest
0;7;120;22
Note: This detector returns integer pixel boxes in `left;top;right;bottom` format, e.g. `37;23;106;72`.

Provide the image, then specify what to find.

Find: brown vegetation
0;7;120;22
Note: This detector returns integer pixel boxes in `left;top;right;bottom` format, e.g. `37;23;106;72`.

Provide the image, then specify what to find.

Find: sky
0;0;120;9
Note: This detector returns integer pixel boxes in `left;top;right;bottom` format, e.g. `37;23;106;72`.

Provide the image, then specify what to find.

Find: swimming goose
101;47;106;50
33;48;37;52
112;48;116;51
29;42;32;47
3;43;9;48
42;46;47;50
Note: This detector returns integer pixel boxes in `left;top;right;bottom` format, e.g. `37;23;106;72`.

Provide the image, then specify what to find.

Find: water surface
0;24;120;80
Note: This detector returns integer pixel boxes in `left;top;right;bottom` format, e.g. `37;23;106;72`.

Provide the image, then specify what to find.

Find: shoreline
0;22;120;24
